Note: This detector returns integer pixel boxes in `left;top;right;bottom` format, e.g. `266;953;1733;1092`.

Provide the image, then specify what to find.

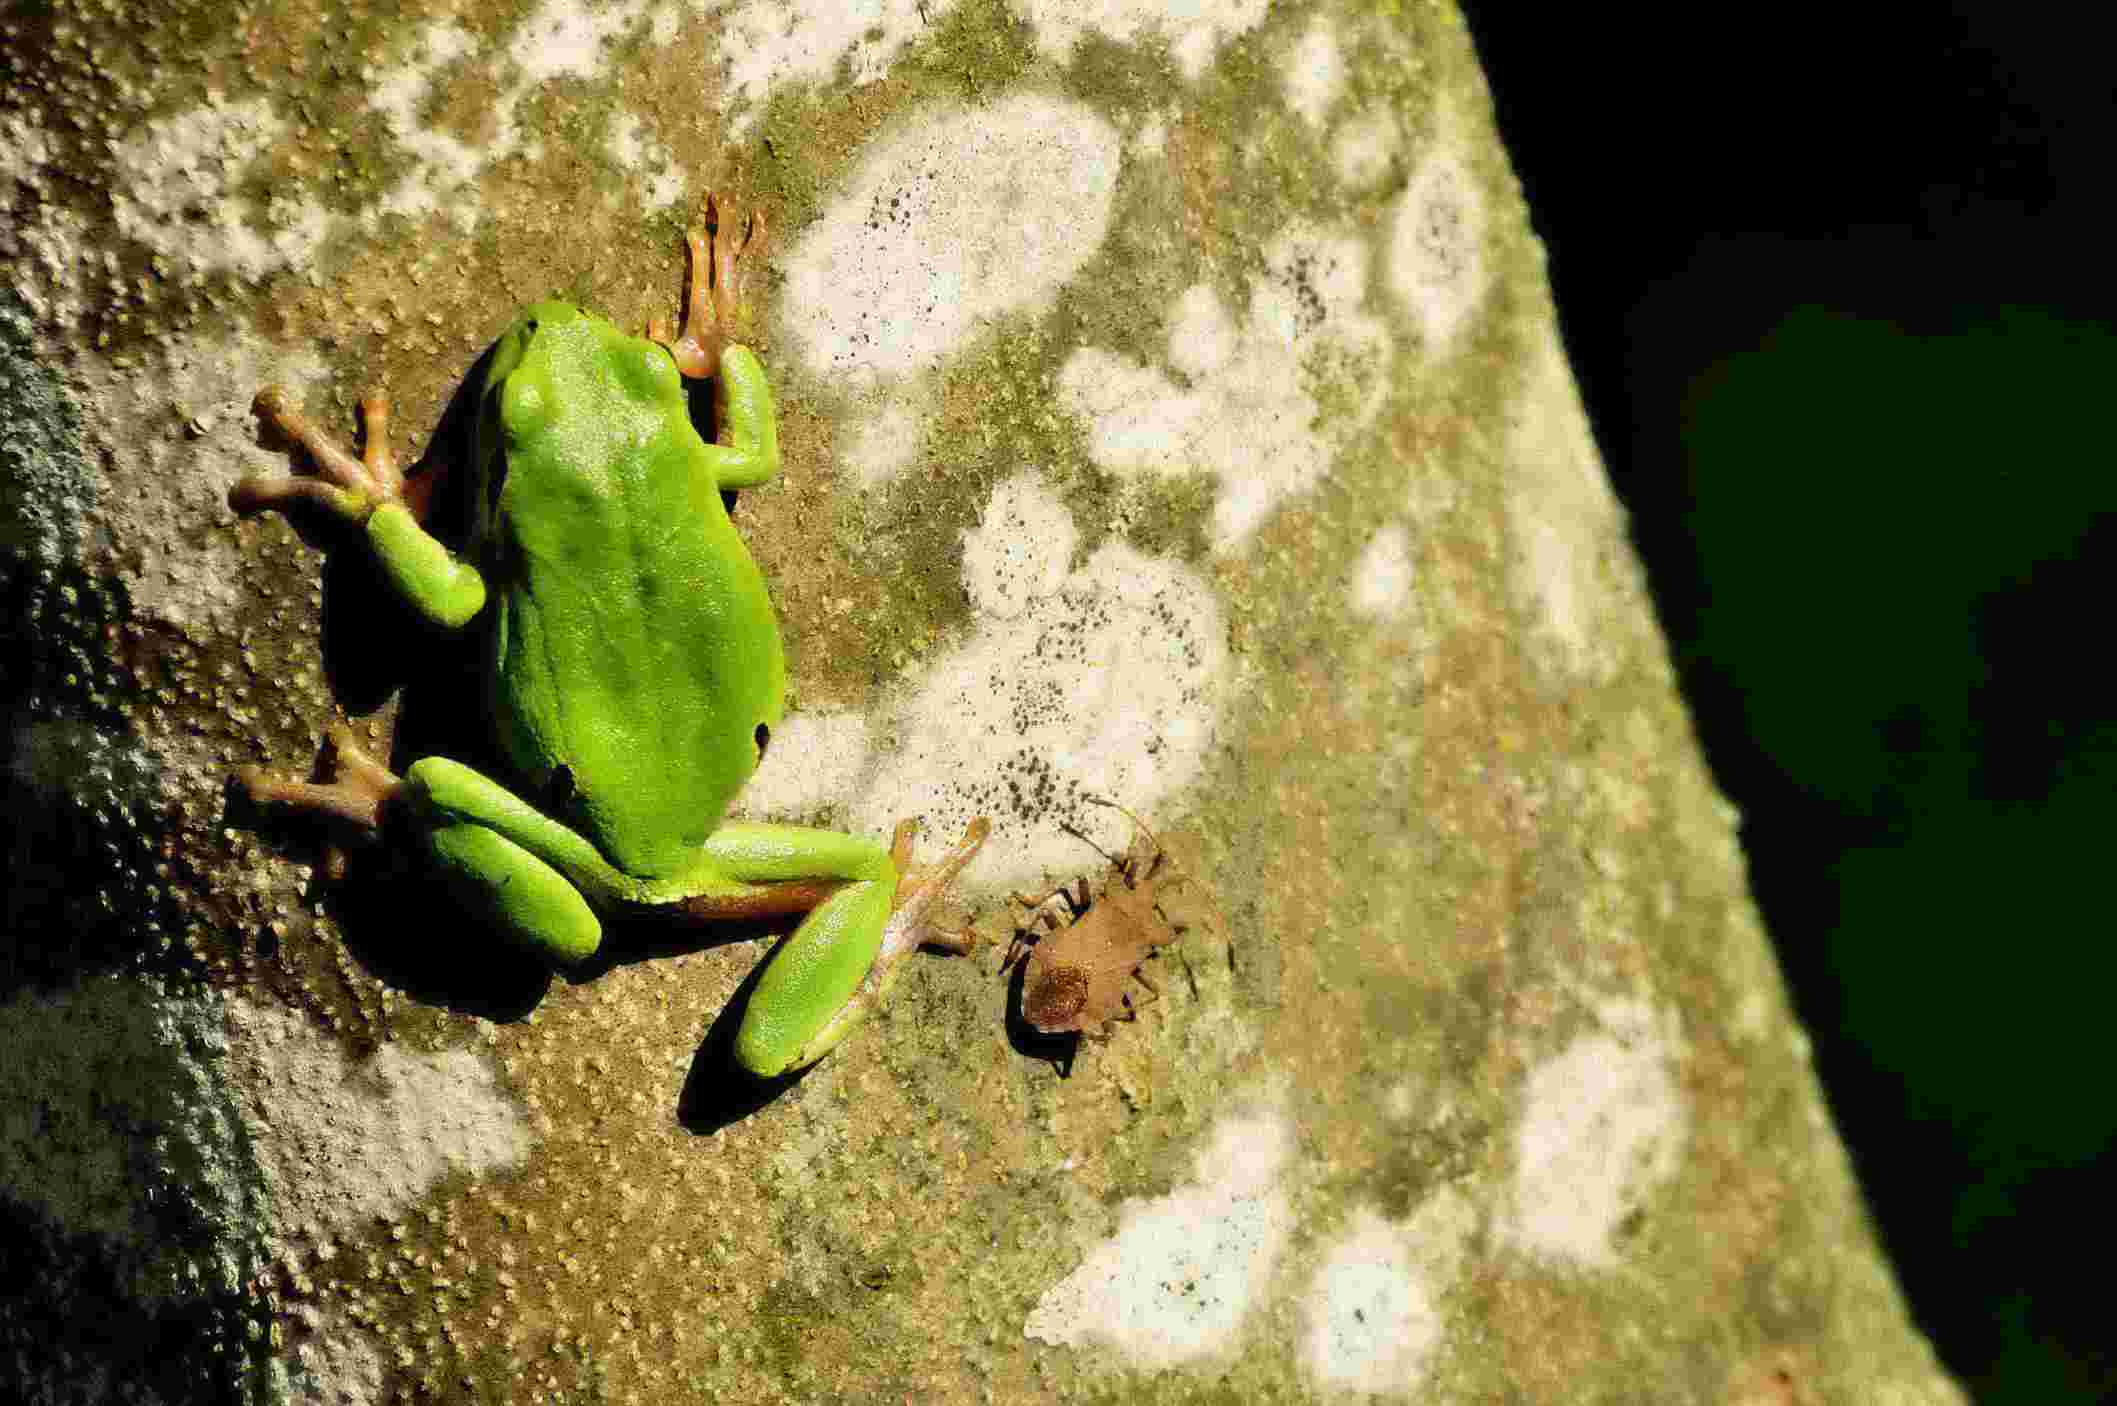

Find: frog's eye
753;723;771;760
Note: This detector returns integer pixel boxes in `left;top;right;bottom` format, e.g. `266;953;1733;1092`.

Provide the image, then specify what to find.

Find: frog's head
466;301;587;534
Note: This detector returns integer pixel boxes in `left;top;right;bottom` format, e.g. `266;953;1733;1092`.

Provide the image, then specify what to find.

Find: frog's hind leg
711;817;988;1077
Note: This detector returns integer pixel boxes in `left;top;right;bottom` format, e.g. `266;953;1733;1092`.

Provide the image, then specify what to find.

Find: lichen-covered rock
1;2;1961;1402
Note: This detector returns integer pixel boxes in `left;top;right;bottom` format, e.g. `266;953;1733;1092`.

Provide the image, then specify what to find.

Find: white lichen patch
72;327;327;635
110;94;328;283
849;478;1227;889
0;110;51;187
841;393;925;490
779;94;1121;383
1282;18;1347;128
1022;0;1271;81
367;20;485;226
958;473;1080;619
221;997;532;1252
714;0;948;135
1331;110;1401;192
1500;993;1687;1266
1303;1193;1474;1397
1;119;88;327
1130;109;1172;158
1386;142;1489;354
735;478;1221;884
1060;224;1392;550
511;0;644;83
1025;1107;1294;1367
605;111;685;212
1503;324;1625;678
733;709;872;822
1349;522;1415;619
370;2;663;229
0;113;64;323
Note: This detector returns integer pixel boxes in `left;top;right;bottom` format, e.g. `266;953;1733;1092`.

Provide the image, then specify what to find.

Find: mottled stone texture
1;1;1961;1402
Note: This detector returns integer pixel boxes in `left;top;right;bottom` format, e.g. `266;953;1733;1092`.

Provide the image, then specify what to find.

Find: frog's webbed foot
649;191;764;380
879;816;991;962
234;388;409;524
236;724;402;834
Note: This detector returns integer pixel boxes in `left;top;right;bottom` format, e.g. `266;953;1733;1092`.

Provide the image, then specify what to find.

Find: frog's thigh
703;823;894;884
423;822;602;965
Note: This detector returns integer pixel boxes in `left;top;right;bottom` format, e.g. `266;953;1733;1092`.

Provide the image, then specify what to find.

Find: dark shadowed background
1462;4;2117;1400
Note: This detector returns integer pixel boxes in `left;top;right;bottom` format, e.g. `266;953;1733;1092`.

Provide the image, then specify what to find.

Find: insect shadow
676;929;826;1132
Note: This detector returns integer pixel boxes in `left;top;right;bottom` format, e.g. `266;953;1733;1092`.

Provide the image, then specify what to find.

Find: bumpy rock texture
1;2;1962;1402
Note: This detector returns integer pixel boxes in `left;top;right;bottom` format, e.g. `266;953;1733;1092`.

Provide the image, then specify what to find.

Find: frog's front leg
703;818;990;1078
650;193;780;491
233;388;486;629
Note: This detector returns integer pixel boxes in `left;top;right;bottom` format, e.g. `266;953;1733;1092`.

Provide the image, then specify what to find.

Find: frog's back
480;303;784;879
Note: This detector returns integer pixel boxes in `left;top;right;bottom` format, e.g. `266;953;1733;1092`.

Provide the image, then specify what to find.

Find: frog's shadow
675;941;827;1133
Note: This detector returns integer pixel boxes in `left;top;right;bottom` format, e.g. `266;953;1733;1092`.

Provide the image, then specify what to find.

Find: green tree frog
229;197;987;1078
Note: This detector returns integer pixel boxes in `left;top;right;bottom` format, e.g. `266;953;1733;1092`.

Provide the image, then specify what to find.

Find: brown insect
1002;799;1211;1041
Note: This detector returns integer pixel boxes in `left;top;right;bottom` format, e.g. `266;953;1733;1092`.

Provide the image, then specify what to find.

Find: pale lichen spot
733;709;872;822
1021;0;1271;81
1282;18;1347;128
1503;324;1625;678
510;0;644;83
367;20;490;226
1350;522;1415;619
1025;1107;1293;1367
109;95;327;283
1;111;86;325
1303;1196;1471;1396
1331;109;1401;191
1500;994;1688;1266
715;0;948;135
80;327;327;635
852;483;1228;886
1130;109;1172;158
1059;225;1391;551
222;996;533;1253
780;94;1121;382
731;479;1223;885
1386;143;1489;353
370;3;657;229
959;472;1080;620
605;111;685;212
841;393;925;489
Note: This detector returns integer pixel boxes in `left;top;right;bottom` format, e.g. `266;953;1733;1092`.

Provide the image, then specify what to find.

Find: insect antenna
1058;816;1124;868
1083;795;1165;856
